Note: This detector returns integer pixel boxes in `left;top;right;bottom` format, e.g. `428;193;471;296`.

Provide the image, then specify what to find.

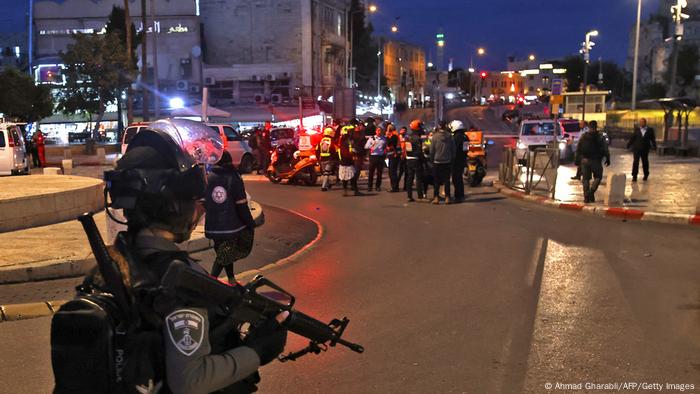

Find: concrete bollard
96;147;106;164
604;173;626;206
43;167;61;175
63;149;72;159
61;159;73;175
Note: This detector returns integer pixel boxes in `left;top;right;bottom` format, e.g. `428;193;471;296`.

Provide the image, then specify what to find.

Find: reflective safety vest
319;137;332;157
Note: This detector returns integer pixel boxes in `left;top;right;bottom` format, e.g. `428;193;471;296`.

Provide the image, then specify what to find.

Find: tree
105;5;139;134
641;82;667;99
350;0;378;94
561;55;628;99
57;32;130;139
0;68;53;122
675;43;699;94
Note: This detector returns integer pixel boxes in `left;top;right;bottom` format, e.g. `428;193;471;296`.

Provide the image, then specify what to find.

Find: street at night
2;0;700;393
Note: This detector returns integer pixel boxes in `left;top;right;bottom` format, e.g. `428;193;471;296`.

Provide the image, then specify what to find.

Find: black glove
604;158;611;167
244;318;287;365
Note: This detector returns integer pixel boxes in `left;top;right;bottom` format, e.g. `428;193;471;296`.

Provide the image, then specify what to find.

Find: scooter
266;143;319;186
464;131;491;187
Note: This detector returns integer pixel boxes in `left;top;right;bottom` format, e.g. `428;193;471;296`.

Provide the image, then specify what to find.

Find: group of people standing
314;117;473;204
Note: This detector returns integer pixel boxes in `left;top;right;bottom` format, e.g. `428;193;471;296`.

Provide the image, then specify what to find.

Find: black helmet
105;119;223;241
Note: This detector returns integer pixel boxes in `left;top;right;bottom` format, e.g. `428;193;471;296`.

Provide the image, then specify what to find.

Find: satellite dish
191;45;202;58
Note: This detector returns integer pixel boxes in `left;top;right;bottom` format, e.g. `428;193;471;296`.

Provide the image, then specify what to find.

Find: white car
515;120;567;163
0;122;30;176
207;124;255;173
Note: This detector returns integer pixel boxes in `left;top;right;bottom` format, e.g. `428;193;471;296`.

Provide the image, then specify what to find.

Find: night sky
2;0;661;69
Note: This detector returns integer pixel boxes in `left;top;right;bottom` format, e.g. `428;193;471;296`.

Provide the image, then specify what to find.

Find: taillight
7;132;15;147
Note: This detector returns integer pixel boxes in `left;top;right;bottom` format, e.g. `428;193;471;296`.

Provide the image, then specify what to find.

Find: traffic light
480;72;487;80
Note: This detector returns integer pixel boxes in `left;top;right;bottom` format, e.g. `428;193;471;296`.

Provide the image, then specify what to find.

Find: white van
0;123;30;176
515;119;567;162
207;124;255;173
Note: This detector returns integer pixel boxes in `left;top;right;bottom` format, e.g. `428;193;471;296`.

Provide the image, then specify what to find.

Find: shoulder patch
166;309;205;356
211;186;228;204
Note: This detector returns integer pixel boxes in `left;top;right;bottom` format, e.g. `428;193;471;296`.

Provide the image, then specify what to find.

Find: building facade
625;0;700;87
0;32;28;72
506;57;567;97
200;0;349;105
382;39;426;108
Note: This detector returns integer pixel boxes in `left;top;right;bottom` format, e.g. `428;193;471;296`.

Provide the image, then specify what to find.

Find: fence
499;145;560;199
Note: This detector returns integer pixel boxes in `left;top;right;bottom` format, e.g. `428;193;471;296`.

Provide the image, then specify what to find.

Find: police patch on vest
166;310;205;356
212;186;227;204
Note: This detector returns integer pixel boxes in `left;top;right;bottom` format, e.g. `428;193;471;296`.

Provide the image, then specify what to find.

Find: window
223;126;240;141
0;130;5;147
521;122;556;136
337;12;343;36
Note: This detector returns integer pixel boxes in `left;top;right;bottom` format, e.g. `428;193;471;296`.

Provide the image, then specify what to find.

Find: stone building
200;0;350;105
382;39;426;108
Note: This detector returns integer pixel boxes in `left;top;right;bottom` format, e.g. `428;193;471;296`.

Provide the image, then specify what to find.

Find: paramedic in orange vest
315;127;338;191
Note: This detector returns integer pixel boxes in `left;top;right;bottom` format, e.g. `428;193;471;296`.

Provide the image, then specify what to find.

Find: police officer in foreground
575;120;610;203
403;121;425;202
102;119;288;393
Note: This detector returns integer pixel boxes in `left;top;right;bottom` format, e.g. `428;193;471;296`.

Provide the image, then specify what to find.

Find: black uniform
350;129;366;194
627;126;657;180
205;162;255;282
386;133;400;192
403;131;424;200
451;131;469;201
576;130;610;202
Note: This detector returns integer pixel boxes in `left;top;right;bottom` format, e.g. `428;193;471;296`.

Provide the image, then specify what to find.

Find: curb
0;204;321;323
494;183;700;227
0;201;265;285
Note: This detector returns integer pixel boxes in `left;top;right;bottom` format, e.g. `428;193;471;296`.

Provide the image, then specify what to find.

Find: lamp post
631;0;642;111
669;0;689;96
348;4;377;88
580;30;598;121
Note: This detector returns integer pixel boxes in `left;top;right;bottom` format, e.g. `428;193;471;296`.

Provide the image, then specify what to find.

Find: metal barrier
499;144;560;199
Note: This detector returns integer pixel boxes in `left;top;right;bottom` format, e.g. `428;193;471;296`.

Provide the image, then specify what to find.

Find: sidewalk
554;148;700;215
0;202;264;284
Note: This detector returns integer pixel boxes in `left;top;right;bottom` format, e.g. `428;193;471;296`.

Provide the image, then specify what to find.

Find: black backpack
51;238;187;394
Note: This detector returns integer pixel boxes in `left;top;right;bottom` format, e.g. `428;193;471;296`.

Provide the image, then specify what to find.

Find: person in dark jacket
397;126;407;190
205;151;256;283
429;121;457;204
449;120;469;203
402;125;424;202
349;119;366;195
575;120;611;203
626;117;657;182
386;125;401;192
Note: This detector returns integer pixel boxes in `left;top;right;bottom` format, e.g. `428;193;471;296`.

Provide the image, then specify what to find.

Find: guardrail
499;144;560;199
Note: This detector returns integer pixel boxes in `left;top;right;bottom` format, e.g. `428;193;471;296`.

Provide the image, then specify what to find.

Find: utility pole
150;0;160;118
580;30;598;121
124;0;134;124
28;0;33;77
631;0;642;110
140;0;149;121
669;0;689;97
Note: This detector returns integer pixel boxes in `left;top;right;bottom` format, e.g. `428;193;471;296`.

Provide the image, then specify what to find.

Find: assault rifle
160;261;365;361
78;212;364;362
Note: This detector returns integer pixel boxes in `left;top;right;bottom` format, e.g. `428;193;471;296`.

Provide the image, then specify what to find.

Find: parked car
515;119;568;163
207;123;255;173
0;122;30;176
120;122;151;155
557;118;583;162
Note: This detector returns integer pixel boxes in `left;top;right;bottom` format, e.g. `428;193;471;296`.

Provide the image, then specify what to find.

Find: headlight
559;141;567;149
517;142;526;150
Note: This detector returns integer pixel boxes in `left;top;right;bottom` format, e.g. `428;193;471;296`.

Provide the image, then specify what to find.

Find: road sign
551;79;563;96
550;95;563;105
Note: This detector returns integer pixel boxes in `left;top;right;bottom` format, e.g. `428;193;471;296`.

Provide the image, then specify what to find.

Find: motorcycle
266;143;319;186
464;131;491;187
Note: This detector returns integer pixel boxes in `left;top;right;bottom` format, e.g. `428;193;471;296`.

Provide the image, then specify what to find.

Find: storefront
37;112;119;145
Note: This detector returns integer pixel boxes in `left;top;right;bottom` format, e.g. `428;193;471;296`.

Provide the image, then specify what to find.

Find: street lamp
391;25;398;33
369;4;377;13
529;54;536;61
348;4;379;88
477;47;485;56
580;29;598;121
631;0;642;111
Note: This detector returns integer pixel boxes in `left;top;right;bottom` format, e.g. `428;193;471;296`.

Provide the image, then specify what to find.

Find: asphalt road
1;176;699;393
